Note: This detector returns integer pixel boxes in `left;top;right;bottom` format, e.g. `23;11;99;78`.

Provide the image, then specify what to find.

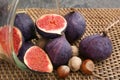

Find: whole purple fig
79;32;112;61
45;35;72;67
65;11;86;43
14;13;36;41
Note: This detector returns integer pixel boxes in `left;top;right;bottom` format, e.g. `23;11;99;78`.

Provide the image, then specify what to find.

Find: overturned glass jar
0;0;28;70
0;0;62;72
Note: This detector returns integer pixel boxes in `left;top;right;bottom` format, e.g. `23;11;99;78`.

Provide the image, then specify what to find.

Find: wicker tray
0;8;120;80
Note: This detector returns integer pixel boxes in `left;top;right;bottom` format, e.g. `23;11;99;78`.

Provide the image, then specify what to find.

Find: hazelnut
57;65;70;78
68;56;82;72
80;59;95;75
71;46;79;56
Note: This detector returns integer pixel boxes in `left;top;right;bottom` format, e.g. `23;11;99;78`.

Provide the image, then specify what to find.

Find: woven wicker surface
0;8;120;80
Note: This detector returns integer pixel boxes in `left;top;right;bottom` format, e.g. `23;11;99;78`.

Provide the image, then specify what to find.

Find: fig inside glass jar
0;0;19;63
0;0;63;71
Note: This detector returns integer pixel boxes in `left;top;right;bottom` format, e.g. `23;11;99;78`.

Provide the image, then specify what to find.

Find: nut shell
68;56;82;72
71;46;79;56
80;59;95;75
57;65;70;78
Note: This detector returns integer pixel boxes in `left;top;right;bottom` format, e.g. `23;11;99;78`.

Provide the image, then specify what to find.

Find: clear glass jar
0;0;20;65
0;0;61;71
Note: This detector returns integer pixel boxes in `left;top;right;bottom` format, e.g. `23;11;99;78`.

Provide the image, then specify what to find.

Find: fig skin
36;29;61;39
18;41;34;61
45;35;72;68
65;11;86;43
24;46;53;73
18;41;53;73
36;14;67;39
79;34;112;61
14;13;36;41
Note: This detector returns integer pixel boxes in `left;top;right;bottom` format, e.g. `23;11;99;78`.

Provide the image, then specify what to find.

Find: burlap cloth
0;8;120;80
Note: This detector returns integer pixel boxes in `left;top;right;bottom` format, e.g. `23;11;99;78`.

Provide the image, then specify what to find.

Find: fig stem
70;8;76;13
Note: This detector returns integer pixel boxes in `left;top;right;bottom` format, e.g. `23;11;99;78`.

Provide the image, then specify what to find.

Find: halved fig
13;27;23;54
24;46;53;73
0;26;22;55
36;14;67;39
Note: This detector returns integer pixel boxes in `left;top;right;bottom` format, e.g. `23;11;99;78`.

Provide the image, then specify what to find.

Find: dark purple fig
65;11;86;43
36;14;67;39
18;41;34;61
14;13;36;41
18;41;53;73
45;35;72;68
79;20;119;61
79;33;112;61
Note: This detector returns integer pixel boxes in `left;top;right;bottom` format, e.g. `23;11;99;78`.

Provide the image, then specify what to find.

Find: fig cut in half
24;46;53;73
0;26;22;55
36;14;67;39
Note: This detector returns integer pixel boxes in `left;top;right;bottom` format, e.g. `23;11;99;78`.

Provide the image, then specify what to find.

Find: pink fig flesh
0;26;22;55
24;46;53;73
36;14;67;39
